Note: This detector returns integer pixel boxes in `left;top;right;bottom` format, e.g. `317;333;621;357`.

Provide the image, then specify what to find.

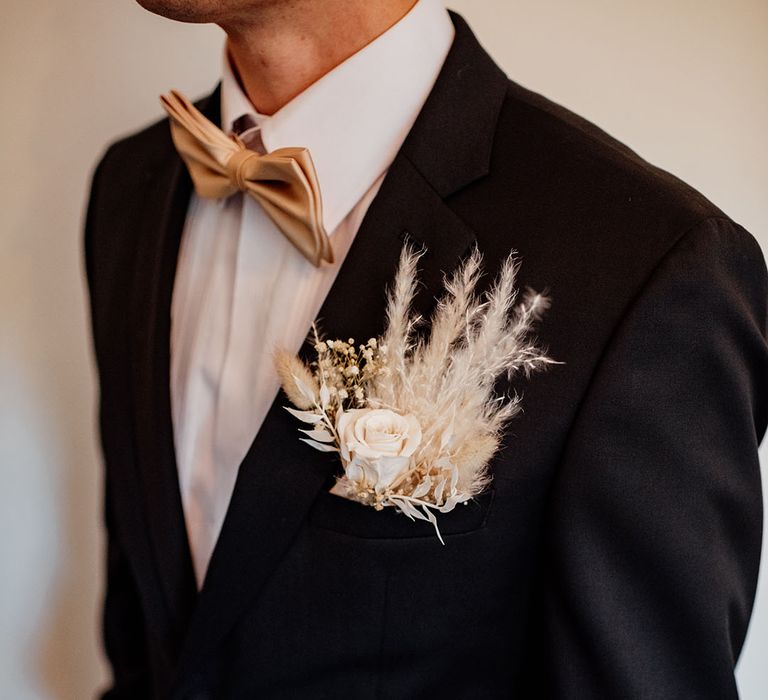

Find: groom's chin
135;0;233;24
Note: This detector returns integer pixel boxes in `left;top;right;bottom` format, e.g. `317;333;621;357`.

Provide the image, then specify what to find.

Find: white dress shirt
170;0;455;586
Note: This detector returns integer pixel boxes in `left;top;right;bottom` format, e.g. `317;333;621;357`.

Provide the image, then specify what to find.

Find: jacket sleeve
99;477;153;699
543;217;768;699
84;151;153;699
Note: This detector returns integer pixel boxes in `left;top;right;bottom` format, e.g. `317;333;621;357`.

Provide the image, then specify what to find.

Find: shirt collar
220;0;455;234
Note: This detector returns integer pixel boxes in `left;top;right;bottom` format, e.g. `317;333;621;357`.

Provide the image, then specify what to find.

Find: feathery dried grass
273;347;319;410
370;244;557;498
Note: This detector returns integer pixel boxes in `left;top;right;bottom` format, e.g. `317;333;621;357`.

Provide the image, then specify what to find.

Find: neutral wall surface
1;1;766;697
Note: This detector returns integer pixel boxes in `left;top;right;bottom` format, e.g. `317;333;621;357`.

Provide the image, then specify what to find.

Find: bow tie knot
160;89;334;266
226;147;261;193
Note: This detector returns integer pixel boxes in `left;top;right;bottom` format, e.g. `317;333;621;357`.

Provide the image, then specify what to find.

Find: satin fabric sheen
161;89;333;266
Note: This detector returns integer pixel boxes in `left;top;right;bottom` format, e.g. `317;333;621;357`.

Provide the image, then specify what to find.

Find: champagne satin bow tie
160;90;333;266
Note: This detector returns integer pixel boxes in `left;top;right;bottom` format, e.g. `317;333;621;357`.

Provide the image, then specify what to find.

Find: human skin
135;0;417;114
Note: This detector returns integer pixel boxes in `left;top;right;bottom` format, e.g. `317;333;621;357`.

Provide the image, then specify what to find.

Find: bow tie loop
160;89;334;266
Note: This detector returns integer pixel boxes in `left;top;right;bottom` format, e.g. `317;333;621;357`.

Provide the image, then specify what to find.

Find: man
84;0;768;697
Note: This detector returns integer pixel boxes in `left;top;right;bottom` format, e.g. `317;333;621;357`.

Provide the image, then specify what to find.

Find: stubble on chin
134;0;229;23
135;0;302;26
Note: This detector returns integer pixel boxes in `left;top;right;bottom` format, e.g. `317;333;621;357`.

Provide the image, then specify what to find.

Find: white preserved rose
336;408;422;492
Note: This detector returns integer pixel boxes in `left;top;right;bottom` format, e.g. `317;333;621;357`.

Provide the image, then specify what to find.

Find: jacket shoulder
456;76;764;371
489;78;727;232
499;80;766;279
94;113;174;181
94;86;219;178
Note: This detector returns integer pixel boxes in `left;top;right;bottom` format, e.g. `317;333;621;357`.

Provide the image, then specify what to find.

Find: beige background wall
1;0;766;697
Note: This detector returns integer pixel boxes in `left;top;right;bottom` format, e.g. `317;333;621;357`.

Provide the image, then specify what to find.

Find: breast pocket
307;486;495;540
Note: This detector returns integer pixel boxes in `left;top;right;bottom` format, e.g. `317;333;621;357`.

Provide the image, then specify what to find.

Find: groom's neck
222;0;417;115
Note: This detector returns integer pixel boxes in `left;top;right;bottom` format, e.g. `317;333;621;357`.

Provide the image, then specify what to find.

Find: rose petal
345;461;365;484
367;455;409;491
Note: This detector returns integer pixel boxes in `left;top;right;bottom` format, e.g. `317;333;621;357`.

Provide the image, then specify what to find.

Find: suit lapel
128;90;222;644
171;11;509;685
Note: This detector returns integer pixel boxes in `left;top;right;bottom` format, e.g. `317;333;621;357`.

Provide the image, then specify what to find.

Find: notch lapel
172;11;509;688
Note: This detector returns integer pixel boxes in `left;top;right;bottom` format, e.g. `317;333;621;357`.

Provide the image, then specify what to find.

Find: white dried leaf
299;438;338;453
434;477;446;504
411;478;432;499
421;506;445;545
299;428;334;443
284;406;324;424
393;497;423;521
450;466;459;491
441;492;470;512
319;382;331;408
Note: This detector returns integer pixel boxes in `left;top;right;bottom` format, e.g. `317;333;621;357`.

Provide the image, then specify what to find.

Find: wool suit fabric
84;12;768;699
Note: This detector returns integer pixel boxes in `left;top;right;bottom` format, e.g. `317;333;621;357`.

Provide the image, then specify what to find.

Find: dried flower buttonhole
274;245;559;542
